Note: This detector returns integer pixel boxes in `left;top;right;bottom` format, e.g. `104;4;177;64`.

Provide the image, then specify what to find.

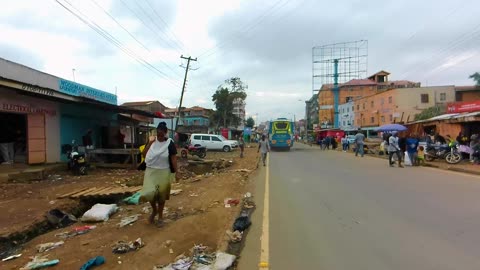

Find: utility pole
175;55;197;135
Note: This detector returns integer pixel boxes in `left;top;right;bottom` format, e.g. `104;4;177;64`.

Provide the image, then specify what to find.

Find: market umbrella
376;124;407;132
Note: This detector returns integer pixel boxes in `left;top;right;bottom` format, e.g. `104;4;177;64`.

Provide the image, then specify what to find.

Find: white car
190;134;238;152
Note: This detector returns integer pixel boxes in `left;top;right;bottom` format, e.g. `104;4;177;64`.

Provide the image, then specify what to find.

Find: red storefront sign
447;101;480;113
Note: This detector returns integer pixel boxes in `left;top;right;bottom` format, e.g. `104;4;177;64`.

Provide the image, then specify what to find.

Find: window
201;135;210;141
352;106;354;111
357;105;360;110
381;98;384;105
440;93;446;101
363;103;365;109
371;117;375;123
347;107;350;113
193;135;201;140
381;116;385;123
352;120;354;125
343;121;346;126
421;94;429;103
211;136;221;142
389;115;393;121
388;96;392;103
371;101;374;108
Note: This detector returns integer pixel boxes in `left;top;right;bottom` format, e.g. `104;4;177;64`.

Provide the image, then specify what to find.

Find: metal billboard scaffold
312;40;368;128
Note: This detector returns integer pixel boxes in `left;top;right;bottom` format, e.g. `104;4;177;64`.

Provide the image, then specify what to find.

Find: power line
143;0;185;49
89;0;183;79
55;0;181;88
197;0;290;58
118;0;182;54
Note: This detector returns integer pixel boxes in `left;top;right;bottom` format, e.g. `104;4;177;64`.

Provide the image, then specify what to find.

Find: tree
470;72;480;86
211;77;247;128
414;105;446;121
246;117;255;128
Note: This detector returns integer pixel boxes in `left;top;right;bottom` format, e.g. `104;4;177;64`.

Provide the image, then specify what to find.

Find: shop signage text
21;84;55;96
447;101;480;113
1;102;56;116
59;79;117;105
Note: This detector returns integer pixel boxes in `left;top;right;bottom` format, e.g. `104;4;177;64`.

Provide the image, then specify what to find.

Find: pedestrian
341;135;348;152
0;126;15;165
388;131;403;168
354;129;365;157
406;134;419;166
417;145;425;166
457;132;469;146
82;129;94;149
139;122;178;227
258;134;270;166
239;134;245;158
470;134;479;163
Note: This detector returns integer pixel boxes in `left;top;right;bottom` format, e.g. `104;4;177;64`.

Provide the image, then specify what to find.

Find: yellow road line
259;154;270;269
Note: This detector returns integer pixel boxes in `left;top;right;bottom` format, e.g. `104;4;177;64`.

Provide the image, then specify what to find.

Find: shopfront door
27;114;46;164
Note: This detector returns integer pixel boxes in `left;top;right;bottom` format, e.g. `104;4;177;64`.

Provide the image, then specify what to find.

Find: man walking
258;134;270;166
388;131;403;167
354;129;365;157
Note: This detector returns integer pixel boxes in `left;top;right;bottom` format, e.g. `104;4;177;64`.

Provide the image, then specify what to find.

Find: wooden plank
104;187;128;195
58;187;90;199
70;187;99;198
83;186;113;196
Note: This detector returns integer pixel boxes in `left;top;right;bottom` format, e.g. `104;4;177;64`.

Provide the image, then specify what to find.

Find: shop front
0;87;60;164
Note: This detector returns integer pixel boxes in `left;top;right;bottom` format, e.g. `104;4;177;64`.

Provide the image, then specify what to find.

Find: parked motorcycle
425;143;462;164
181;144;207;159
65;140;89;175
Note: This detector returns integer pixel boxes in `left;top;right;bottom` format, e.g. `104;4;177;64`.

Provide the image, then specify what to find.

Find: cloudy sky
1;0;479;123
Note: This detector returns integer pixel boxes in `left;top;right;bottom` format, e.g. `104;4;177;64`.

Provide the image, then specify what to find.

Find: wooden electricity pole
174;55;197;135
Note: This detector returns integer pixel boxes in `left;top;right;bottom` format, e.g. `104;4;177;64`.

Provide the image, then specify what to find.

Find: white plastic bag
404;151;412;166
213;252;236;270
81;203;118;222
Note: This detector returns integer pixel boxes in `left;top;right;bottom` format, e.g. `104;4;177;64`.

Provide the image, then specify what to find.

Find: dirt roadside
0;145;260;269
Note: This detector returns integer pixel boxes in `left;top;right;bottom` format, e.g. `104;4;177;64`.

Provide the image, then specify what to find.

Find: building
0;57;153;164
122;101;167;114
163;106;212;134
354;85;456;133
232;98;246;129
338;100;356;131
318;70;420;128
305;94;319;130
455;86;480;102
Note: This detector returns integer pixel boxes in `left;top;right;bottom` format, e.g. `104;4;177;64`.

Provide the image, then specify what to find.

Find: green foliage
246;117;255;128
211;77;247;128
414;105;446;121
470;72;480;86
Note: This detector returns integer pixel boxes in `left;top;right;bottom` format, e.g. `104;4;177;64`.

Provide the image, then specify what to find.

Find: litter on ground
81;203;118;222
37;241;64;253
80;256;105;270
117;214;141;228
112;238;145;254
20;255;59;270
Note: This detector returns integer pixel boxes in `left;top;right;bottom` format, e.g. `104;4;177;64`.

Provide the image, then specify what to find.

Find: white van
190;134;238;152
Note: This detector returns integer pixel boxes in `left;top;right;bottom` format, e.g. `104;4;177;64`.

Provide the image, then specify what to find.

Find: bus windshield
274;122;289;130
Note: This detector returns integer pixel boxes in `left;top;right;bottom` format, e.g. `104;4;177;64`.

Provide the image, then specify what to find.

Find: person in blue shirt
406;134;419;166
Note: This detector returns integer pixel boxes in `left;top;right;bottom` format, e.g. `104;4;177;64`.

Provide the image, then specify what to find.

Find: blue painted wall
59;103;117;161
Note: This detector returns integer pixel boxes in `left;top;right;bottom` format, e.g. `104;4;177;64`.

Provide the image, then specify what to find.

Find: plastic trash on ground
55;225;96;239
20;256;59;270
123;192;141;205
37;241;64;253
213;252;236;270
112;238;144;254
81;204;118;222
46;209;77;228
1;253;22;262
80;256;105;270
117;214;140;228
232;215;251;232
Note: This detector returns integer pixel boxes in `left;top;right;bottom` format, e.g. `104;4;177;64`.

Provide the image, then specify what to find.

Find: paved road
239;143;480;270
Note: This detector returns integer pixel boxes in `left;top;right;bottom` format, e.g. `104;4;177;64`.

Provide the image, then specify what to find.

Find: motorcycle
181;144;207;159
65;140;89;175
425;143;462;164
